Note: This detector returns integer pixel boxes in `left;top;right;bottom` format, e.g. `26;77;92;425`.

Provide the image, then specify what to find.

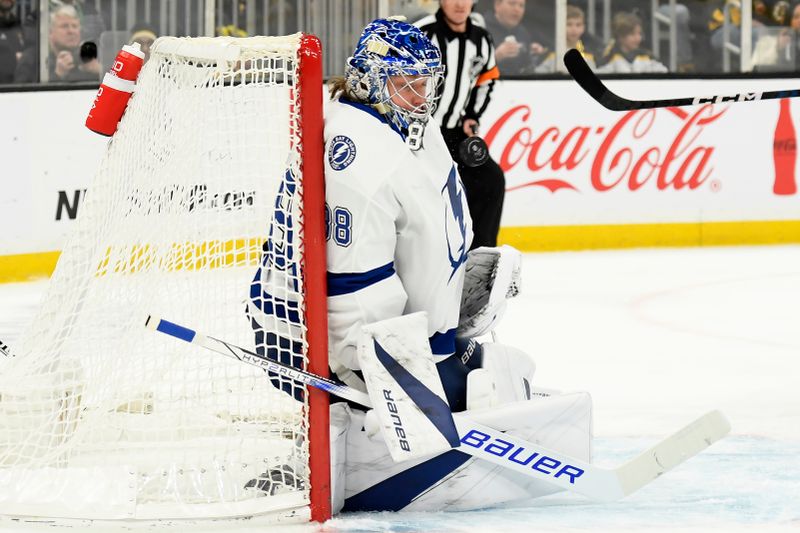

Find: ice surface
1;246;798;532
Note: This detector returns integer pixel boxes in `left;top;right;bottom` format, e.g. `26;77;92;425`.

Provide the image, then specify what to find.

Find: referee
416;0;505;249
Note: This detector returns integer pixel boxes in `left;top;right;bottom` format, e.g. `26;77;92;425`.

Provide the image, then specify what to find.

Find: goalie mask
345;18;444;150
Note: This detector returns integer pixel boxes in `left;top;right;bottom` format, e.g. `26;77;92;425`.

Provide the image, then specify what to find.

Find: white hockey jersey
324;97;473;372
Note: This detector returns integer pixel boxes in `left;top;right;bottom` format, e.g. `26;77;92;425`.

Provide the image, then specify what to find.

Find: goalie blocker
357;313;460;462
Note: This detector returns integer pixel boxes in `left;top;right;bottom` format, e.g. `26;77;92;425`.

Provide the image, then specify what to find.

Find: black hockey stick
563;48;800;111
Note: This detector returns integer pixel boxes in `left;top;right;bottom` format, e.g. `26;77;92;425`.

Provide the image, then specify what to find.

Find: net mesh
0;35;317;521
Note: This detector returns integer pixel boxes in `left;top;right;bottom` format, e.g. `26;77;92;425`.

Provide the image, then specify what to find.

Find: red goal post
298;33;332;523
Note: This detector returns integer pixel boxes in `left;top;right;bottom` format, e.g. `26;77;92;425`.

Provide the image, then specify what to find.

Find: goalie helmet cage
0;34;331;524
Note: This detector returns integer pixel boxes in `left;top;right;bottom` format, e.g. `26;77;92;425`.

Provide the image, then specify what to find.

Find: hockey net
0;35;329;523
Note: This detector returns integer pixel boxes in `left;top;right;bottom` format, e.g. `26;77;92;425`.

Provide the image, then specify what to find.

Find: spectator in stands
654;1;695;71
217;24;248;37
129;22;157;64
596;12;668;73
0;0;26;83
396;0;439;24
50;0;104;42
608;1;692;69
773;0;794;25
750;1;800;70
484;0;544;75
535;5;598;73
708;0;772;67
550;1;694;70
15;5;100;82
526;1;649;49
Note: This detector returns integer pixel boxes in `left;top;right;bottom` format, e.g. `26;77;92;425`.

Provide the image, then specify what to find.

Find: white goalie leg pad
458;245;522;338
466;368;498;411
357;312;460;462
344;394;594;512
474;343;536;406
405;393;594;511
329;402;351;514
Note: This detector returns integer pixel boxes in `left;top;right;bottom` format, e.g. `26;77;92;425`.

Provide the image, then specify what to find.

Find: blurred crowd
3;0;800;85
0;0;157;83
400;0;800;75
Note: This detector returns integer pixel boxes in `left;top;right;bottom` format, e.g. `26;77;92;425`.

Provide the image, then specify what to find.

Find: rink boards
2;78;800;281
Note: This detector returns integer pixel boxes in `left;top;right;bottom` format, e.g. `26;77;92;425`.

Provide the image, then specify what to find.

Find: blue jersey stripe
327;262;395;296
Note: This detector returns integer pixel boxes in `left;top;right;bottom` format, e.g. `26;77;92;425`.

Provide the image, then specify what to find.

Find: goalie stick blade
564;49;800;110
147;314;730;502
615;410;731;497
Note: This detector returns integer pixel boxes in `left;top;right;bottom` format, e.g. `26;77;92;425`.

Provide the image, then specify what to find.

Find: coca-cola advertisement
0;80;798;261
480;81;799;229
773;98;798;196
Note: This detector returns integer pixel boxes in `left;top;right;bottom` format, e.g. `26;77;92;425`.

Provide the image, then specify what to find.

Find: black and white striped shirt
416;10;500;130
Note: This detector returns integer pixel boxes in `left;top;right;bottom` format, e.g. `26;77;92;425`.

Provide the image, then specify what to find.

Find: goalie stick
564;48;800;111
145;314;730;502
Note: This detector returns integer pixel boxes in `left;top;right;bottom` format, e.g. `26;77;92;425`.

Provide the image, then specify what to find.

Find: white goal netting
0;35;326;522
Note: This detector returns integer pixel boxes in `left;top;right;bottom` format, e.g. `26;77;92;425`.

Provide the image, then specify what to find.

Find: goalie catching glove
458;245;522;338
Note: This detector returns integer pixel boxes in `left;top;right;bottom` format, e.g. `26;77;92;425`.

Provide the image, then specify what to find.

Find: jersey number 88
325;203;353;247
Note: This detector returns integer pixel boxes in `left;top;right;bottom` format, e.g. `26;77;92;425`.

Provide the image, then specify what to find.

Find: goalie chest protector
324;97;473;370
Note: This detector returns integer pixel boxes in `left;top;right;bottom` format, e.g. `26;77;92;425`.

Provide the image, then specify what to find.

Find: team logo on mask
328;135;357;171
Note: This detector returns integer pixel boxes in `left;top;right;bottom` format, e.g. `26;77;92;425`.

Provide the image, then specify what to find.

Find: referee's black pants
442;127;506;250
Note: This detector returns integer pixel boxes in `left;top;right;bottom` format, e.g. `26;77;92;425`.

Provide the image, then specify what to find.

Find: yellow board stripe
2;220;800;283
94;238;264;276
0;238;266;284
0;251;61;283
499;220;800;251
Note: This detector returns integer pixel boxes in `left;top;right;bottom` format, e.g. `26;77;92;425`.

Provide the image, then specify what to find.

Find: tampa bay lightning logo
442;165;469;282
328;135;357;171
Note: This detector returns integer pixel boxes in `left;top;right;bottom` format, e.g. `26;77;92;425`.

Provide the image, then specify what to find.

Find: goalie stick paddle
563;48;800;111
146;314;731;502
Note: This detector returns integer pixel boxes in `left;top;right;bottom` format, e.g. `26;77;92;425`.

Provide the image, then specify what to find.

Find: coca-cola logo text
483;105;726;193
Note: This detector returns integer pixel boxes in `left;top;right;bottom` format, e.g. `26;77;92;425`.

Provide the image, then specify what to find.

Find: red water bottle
86;42;145;136
773;98;798;195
